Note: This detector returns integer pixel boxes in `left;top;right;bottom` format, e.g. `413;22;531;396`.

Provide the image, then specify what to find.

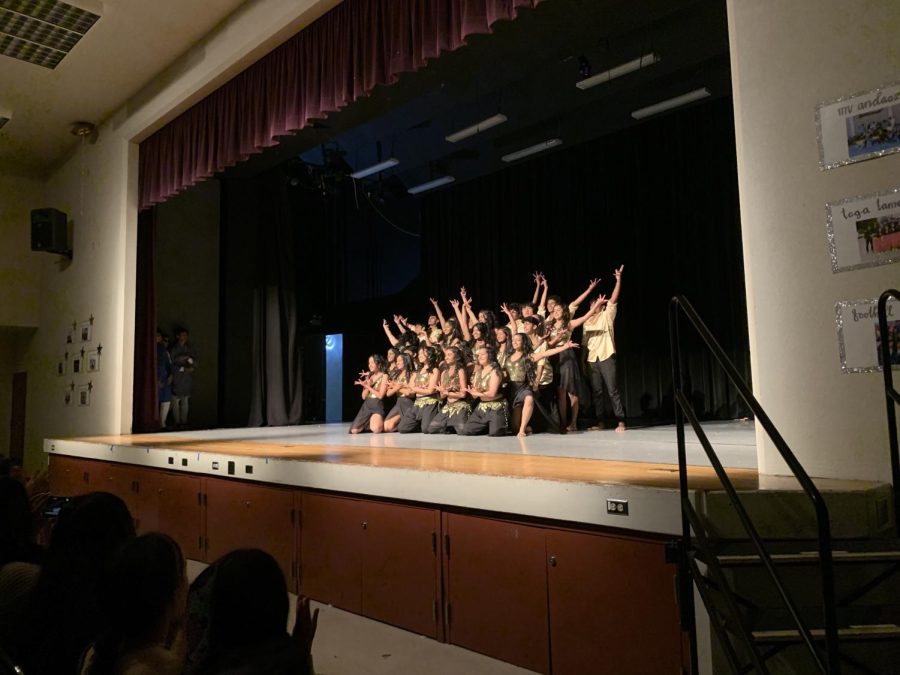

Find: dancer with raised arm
584;265;627;432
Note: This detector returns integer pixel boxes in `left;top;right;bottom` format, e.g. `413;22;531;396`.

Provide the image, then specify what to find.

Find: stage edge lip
44;437;692;536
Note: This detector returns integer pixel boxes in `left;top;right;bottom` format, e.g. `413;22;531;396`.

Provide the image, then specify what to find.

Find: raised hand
430;297;439;306
532;271;541;284
614;264;624;280
565;340;580;350
500;302;511;316
460;286;468;299
450;298;460;309
382;318;389;327
292;595;320;658
589;277;601;289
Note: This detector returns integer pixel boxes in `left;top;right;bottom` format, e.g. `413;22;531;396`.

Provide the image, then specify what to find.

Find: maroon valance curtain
138;0;543;210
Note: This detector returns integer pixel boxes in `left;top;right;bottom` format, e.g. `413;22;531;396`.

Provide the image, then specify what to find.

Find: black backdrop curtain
420;98;750;422
250;178;304;426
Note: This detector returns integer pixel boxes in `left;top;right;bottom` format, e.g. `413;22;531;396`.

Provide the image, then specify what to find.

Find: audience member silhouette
184;549;317;675
14;492;135;675
81;533;187;675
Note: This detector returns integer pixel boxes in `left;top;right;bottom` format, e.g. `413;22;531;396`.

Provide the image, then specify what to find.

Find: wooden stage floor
70;420;878;493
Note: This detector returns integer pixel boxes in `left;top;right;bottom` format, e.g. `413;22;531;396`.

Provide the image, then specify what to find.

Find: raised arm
531;271;542;304
382;319;399;347
430;298;450;333
570;295;607;329
609;265;624;305
537;274;549;315
500;303;518;333
569;278;600;312
450;298;471;341
460;287;478;328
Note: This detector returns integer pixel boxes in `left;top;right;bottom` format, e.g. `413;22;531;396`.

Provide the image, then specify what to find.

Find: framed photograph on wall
835;296;900;373
79;320;92;343
57;358;67;376
817;80;900;169
72;357;82;374
77;384;91;407
86;350;100;372
64;388;74;407
826;188;900;272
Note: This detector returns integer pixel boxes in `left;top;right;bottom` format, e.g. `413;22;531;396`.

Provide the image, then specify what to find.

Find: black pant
588;355;625;423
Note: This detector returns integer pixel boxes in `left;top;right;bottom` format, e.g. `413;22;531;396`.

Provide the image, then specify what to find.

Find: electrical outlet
607;498;629;515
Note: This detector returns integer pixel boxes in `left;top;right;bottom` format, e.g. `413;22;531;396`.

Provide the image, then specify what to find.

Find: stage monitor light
631;87;711;120
349;157;400;179
576;53;660;90
501;138;562;163
445;113;508;143
407;176;456;195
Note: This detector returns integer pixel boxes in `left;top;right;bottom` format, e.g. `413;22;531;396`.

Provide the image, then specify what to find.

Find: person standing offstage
169;327;197;428
583;265;626;432
156;330;173;429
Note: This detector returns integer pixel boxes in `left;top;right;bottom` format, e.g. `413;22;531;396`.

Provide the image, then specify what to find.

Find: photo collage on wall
818;80;900;373
59;314;101;406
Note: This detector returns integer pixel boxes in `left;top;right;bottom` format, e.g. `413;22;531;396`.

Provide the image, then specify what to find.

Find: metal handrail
877;289;900;531
669;295;840;674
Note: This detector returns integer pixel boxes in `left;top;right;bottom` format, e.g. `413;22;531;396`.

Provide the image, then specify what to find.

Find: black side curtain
247;179;304;427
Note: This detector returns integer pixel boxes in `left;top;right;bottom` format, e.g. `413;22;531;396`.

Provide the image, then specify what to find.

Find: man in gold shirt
583;265;625;432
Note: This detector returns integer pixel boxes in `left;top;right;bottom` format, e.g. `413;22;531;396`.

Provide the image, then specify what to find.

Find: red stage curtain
132;207;159;432
138;0;542;210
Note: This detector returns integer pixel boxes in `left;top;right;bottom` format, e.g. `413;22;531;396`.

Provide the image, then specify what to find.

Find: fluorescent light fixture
407;176;456;195
501;138;563;163
576;53;660;90
445;114;508;143
350;157;399;179
631;87;711;120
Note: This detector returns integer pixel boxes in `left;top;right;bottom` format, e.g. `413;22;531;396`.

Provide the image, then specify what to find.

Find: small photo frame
72;357;82;374
86;350;100;372
64;388;74;407
79;321;92;343
77;384;91;407
57;359;67;377
66;331;73;345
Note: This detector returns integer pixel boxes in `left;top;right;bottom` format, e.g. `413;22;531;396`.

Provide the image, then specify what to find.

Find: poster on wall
77;383;92;407
817;81;900;169
835;297;900;373
826;188;900;272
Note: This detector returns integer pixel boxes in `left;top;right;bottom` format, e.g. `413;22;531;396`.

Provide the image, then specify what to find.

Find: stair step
753;624;900;643
718;550;900;566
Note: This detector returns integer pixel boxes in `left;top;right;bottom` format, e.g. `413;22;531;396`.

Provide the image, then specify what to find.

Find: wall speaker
31;208;71;257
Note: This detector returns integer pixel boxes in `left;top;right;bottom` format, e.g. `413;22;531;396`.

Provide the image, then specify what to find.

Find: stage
45;420;884;536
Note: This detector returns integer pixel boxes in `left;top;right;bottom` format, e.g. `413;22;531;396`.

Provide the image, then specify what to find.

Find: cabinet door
137;472;204;561
444;513;550;674
547;530;682;675
204;477;295;582
48;455;95;496
299;493;364;613
361;501;440;638
94;463;142;522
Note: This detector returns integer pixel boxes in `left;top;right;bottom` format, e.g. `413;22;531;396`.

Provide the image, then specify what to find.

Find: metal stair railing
877;289;900;531
669;295;840;674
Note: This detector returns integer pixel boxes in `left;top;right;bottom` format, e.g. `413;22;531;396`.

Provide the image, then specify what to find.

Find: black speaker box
31;208;69;254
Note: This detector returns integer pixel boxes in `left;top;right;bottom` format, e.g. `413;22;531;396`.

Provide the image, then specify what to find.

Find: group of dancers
349;266;626;437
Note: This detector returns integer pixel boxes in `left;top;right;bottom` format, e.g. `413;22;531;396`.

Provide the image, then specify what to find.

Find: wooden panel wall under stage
48;454;686;673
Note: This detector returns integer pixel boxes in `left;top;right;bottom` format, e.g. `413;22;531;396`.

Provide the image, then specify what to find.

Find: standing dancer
349;355;389;434
584;265;626;432
547;295;606;432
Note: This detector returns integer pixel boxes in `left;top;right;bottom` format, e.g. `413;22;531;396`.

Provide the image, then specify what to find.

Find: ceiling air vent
0;0;100;69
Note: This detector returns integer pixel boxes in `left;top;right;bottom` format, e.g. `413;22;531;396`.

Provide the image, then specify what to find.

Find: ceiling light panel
0;0;100;69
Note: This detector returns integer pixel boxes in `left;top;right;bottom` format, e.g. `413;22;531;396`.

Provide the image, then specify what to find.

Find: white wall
0;173;43;328
15;0;339;471
727;0;900;481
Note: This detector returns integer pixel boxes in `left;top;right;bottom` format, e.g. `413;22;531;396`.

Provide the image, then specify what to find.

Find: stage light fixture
445;114;508;143
349;157;400;179
501;138;563;163
631;87;711;120
407;176;456;194
576;53;660;90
